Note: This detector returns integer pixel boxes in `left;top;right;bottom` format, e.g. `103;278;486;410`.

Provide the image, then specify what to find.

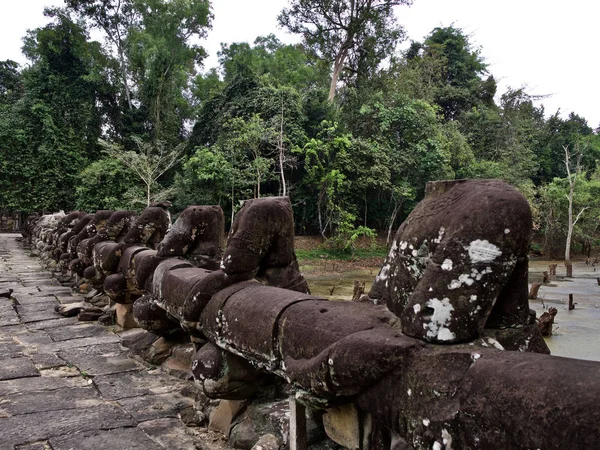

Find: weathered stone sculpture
21;183;600;450
103;205;173;304
156;204;225;269
67;210;114;276
368;179;544;351
132;197;310;338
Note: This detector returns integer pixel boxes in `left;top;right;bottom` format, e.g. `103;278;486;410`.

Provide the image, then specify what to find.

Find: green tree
100;136;185;206
76;157;143;210
278;0;412;101
0;10;111;211
407;26;495;120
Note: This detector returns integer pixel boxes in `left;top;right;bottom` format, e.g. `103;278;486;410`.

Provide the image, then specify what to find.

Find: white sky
1;0;599;128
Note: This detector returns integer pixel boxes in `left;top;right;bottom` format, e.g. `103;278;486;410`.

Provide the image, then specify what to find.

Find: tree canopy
0;4;599;256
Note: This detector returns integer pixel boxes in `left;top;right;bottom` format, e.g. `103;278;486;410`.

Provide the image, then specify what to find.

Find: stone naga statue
367;179;546;352
133;197;310;338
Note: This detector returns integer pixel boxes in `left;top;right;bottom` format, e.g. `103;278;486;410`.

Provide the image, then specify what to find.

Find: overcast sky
2;0;599;128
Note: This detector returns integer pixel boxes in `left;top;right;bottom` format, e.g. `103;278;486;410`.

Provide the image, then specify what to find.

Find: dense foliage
1;1;599;254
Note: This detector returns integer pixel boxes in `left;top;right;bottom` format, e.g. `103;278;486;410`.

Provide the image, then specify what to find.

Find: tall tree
278;0;412;101
66;0;213;143
65;0;140;110
0;9;110;211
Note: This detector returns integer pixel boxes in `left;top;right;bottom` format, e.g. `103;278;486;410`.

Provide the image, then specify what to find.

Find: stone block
323;404;360;450
116;303;138;329
209;399;247;435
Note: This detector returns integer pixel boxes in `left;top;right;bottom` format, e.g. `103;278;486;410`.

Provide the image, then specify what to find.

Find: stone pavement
0;233;228;450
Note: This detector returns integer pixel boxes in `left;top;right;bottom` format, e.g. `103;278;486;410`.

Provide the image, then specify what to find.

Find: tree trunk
278;101;287;197
386;202;401;246
328;39;352;101
146;182;151;207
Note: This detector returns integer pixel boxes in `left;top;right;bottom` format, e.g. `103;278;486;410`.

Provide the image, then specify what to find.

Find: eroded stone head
369;179;536;345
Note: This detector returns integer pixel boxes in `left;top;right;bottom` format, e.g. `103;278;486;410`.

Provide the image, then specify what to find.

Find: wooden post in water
289;394;307;450
568;294;575;310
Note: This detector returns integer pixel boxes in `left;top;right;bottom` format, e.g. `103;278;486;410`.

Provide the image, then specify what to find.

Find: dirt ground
297;236;600;362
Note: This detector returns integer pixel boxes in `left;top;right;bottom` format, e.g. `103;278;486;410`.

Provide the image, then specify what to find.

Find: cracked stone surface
0;233;229;449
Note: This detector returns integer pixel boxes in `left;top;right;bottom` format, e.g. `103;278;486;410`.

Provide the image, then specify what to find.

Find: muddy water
302;259;600;362
303;267;379;301
528;260;600;362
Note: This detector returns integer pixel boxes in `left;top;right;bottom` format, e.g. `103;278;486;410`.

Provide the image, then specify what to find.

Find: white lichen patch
422;418;430;427
433;227;445;244
375;264;390;283
467;239;502;263
442;429;453;449
433;442;442;450
470;295;477;302
485;337;505;350
448;273;474;290
441;259;453;271
400;241;408;250
388;240;399;258
504;228;510;234
413;304;421;314
471;353;481;361
407;389;412;396
424;298;456;341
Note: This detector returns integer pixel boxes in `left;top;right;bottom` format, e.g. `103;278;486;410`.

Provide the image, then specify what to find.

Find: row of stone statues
21;180;600;449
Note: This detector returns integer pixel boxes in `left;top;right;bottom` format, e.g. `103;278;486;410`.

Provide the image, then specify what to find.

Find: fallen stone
0;288;13;298
139;417;229;450
55;302;86;317
323;404;361;450
88;294;110;308
209;399;247;435
251;434;281;450
116;303;138;329
78;307;104;322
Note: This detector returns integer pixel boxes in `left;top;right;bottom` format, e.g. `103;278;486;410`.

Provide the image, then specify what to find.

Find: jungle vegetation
1;0;599;256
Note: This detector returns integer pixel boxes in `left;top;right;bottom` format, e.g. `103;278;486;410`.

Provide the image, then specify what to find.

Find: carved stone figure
368;180;538;347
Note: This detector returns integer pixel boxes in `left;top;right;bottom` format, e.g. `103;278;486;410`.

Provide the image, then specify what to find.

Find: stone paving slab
117;392;195;422
0;374;90;396
0;404;136;448
48;427;164;450
0;356;40;381
39;333;121;353
25;317;79;330
0;233;224;449
44;323;109;342
0;386;102;415
57;347;142;377
93;370;190;400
